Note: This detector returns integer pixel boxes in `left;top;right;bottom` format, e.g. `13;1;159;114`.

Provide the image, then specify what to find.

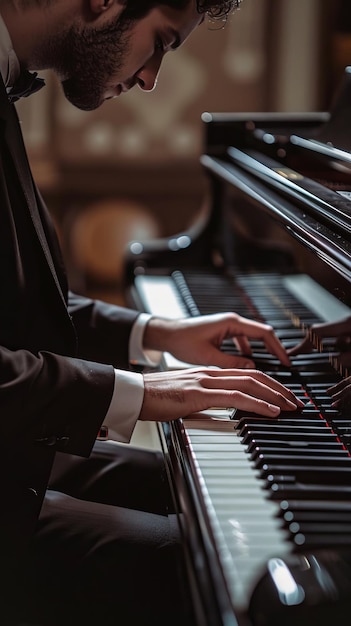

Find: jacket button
57;436;70;445
46;435;57;446
35;435;56;445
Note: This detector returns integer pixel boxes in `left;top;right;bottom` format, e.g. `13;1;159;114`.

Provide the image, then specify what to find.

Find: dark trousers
7;441;193;626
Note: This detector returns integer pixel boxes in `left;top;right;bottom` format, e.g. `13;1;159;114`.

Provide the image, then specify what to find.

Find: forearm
68;291;139;368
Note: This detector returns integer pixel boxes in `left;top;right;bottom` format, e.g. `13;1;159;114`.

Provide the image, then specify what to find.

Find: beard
52;14;132;111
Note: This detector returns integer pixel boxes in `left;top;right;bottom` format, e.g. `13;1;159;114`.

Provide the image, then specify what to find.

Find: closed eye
154;36;165;53
155;28;181;54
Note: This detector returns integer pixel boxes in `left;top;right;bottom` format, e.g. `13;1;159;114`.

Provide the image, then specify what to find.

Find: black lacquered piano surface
125;68;351;626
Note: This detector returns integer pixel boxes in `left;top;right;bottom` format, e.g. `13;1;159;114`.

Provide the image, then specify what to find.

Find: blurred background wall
16;0;351;303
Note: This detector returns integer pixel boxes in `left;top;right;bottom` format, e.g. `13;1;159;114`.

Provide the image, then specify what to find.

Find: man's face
57;2;203;111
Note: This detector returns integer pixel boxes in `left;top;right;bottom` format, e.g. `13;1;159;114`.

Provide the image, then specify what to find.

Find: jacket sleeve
0;343;115;456
68;291;140;369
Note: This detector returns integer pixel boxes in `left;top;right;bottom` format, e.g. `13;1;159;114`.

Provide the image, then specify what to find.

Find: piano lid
199;67;351;299
312;65;351;152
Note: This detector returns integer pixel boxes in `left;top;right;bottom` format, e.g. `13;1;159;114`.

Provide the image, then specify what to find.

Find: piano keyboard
135;271;350;323
182;418;291;612
134;270;351;615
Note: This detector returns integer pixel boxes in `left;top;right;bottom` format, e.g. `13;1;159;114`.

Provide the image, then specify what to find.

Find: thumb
288;337;314;356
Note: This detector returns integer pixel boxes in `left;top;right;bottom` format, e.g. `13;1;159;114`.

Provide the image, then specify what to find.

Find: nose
136;55;163;92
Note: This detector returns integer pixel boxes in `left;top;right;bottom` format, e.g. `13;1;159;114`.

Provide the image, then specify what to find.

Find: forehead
147;2;203;42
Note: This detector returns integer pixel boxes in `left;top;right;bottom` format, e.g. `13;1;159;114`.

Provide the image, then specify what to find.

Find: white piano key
186;425;290;611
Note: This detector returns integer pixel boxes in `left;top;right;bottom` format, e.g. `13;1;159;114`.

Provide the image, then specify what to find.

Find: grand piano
124;67;351;625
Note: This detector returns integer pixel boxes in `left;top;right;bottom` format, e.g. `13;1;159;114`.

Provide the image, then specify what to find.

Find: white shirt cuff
104;369;144;443
129;312;162;367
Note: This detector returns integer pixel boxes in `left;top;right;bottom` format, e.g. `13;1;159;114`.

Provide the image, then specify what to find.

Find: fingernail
286;399;297;409
268;404;280;415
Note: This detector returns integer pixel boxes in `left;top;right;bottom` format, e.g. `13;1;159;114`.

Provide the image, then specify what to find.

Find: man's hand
288;315;351;408
140;367;304;422
143;313;292;369
328;376;351;408
288;316;351;367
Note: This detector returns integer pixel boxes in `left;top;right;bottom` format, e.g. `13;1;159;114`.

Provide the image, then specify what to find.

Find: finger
287;337;314;356
234;318;291;366
327;376;351;407
262;335;291;366
202;370;304;408
233;335;252;356
327;378;350;394
329;388;351;408
205;389;296;417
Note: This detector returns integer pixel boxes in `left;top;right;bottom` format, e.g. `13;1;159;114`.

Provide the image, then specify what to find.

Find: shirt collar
0;12;21;92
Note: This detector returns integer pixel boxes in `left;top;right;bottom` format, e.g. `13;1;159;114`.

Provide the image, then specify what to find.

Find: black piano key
241;430;338;445
292;533;351;548
283;510;351;523
263;371;297;381
258;318;300;329
289;521;351;535
239;424;334;438
255;453;351;468
237;418;327;433
238;412;327;424
246;438;345;453
332;423;351;433
270;482;351;499
331;413;351;421
286;383;309;391
306;382;342;391
262;465;351;484
312;394;334;403
320;410;341;418
238;412;332;436
297;371;341;383
280;499;351;513
250;446;348;461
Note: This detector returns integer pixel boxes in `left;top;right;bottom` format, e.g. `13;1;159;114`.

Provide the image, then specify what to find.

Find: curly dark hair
197;0;241;18
121;0;242;21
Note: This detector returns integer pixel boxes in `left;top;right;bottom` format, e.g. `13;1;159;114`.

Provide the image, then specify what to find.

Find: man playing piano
0;0;304;624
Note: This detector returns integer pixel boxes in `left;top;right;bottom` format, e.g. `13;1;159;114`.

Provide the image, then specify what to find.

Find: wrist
143;317;176;352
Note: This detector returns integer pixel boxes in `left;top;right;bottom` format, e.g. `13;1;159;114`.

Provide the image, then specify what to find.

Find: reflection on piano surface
125;67;351;625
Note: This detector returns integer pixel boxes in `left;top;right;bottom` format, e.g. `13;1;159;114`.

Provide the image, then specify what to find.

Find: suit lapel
0;77;68;309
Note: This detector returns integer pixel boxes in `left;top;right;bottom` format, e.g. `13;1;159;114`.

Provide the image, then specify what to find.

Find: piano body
124;67;351;626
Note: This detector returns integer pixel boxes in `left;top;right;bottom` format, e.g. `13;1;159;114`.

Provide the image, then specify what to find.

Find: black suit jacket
0;78;140;568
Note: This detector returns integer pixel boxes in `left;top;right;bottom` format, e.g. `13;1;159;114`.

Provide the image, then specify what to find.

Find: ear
89;0;114;15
